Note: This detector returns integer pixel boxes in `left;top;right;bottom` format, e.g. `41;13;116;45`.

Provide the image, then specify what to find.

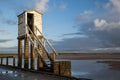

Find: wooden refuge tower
17;10;57;70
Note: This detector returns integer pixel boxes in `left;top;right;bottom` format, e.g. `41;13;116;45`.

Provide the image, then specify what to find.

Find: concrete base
53;61;71;76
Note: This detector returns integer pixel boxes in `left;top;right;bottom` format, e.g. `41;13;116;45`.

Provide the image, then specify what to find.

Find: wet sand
0;66;71;80
97;60;120;71
0;53;120;80
1;53;120;59
56;53;120;60
0;66;91;80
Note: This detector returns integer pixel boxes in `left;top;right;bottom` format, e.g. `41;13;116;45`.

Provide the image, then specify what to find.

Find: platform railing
0;56;16;67
26;25;58;61
35;26;58;57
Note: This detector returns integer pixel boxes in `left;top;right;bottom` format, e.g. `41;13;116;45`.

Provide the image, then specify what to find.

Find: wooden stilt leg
37;46;43;70
24;38;29;69
18;39;22;68
30;44;34;70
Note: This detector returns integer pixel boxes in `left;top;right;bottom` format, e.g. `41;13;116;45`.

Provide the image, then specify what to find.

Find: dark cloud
0;39;13;43
62;32;83;36
4;46;17;49
103;11;120;22
53;37;103;52
53;19;120;52
0;29;11;34
3;19;17;25
52;0;120;52
0;46;17;53
73;19;120;47
93;27;120;47
0;29;6;33
62;1;120;52
61;22;95;38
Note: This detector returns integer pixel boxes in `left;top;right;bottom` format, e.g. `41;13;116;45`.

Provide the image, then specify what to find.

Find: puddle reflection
1;59;120;80
97;60;120;71
71;59;120;80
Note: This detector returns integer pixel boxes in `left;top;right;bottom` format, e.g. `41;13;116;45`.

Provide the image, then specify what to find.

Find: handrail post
6;57;8;66
0;57;2;65
53;53;56;61
44;39;46;48
13;57;15;67
1;57;3;65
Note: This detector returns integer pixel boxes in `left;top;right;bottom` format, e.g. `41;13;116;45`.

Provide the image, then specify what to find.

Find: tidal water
1;58;120;80
71;59;120;80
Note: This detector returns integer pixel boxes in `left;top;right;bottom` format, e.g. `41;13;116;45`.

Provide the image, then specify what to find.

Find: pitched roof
18;9;43;17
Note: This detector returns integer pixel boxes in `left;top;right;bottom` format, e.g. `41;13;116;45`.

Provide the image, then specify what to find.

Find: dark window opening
27;13;34;34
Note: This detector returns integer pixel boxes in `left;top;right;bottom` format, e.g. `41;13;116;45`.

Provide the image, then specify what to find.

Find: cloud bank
53;0;120;52
0;39;13;43
35;0;49;13
110;0;120;13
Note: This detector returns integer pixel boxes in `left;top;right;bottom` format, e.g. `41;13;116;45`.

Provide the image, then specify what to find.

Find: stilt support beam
18;39;22;68
30;44;34;70
24;38;29;69
37;46;43;70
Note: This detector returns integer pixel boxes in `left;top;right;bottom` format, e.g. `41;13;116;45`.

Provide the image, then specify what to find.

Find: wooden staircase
26;25;57;71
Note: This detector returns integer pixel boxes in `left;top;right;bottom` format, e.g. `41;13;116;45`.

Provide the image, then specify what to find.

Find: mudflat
0;66;91;80
57;53;120;60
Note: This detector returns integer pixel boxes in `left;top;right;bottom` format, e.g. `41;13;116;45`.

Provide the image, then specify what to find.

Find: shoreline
0;53;120;80
0;53;120;60
0;65;91;80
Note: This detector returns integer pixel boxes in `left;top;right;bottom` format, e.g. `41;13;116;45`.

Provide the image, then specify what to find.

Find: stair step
27;25;57;70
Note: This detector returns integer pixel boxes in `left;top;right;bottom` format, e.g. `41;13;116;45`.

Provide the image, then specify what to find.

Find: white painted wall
18;10;42;37
18;13;25;36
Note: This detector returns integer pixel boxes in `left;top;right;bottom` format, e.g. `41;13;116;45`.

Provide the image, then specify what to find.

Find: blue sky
0;0;120;53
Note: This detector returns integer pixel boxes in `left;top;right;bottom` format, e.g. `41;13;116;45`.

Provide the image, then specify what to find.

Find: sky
0;0;120;53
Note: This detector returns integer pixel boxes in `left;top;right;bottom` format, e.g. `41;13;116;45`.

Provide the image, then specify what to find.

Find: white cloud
110;0;120;13
104;0;120;13
94;19;107;27
53;2;67;11
104;0;120;10
94;0;120;31
35;0;49;13
94;18;120;30
76;10;93;23
59;4;66;11
80;10;93;20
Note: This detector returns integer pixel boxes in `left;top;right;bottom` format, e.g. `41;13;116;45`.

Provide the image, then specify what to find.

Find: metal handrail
26;25;54;61
35;26;58;56
27;34;49;67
